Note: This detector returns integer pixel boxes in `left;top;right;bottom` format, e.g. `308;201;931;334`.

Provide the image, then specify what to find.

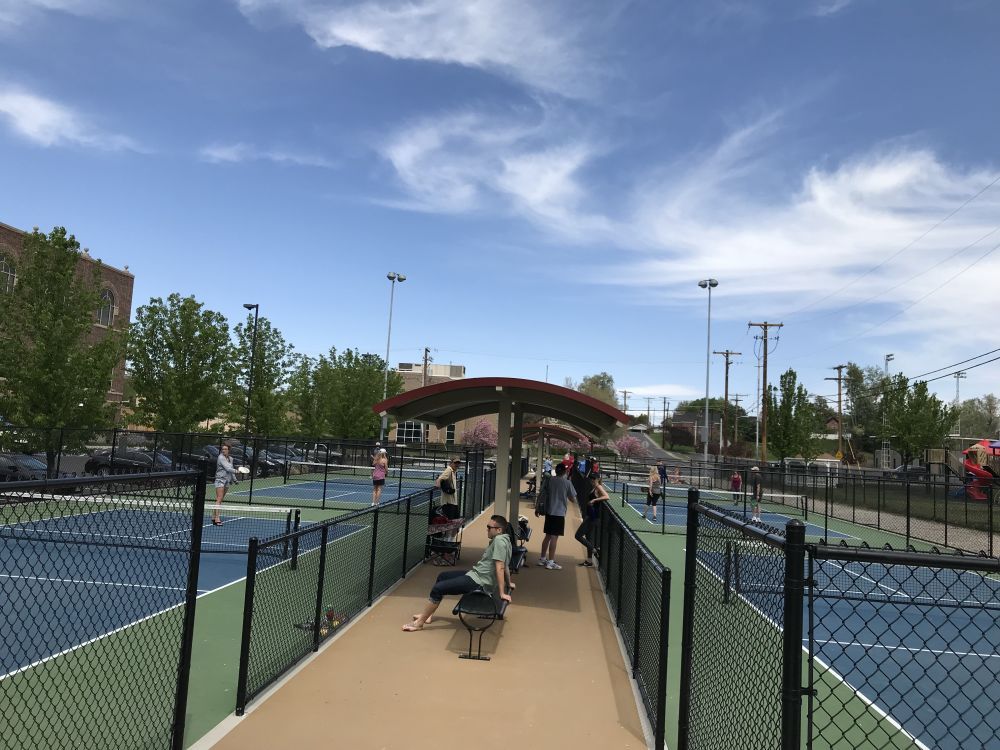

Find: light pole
243;303;260;435
698;279;718;461
380;272;406;441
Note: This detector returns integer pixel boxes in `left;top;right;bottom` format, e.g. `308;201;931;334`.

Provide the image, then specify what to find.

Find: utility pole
620;389;630;415
713;349;741;456
661;397;669;449
747;322;783;464
731;393;748;448
954;370;967;437
645;397;653;427
825;365;847;460
422;347;432;443
882;353;894;469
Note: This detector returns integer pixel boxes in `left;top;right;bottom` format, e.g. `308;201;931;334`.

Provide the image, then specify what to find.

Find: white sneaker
537;558;549;566
545;560;562;570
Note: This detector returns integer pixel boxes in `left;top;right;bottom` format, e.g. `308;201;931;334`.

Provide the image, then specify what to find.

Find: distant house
825;416;840;432
0;220;134;407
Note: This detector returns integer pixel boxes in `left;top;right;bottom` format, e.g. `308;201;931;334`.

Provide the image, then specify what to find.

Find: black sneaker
578;560;594;567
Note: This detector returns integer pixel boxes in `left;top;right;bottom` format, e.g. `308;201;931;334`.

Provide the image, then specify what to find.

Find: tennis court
233;461;458;509
616;483;852;540
700;537;1000;749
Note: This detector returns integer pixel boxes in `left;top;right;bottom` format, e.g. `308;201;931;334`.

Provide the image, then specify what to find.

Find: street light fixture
243;303;260;435
698;279;719;461
380;272;406;441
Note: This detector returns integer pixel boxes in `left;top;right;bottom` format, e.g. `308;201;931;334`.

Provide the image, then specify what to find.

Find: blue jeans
429;571;481;603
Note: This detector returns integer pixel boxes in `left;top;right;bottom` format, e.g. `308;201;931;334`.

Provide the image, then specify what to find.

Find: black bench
452;587;510;661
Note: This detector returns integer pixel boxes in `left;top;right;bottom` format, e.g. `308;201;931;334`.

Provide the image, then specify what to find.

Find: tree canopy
765;368;821;460
577;372;619;408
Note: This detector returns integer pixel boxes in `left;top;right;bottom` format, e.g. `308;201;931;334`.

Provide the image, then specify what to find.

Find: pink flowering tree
460;418;497;449
610;434;649;461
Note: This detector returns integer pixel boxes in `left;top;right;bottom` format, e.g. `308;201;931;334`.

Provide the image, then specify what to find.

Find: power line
786;173;1000;317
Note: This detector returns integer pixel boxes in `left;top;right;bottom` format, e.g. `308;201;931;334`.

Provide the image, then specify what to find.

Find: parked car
183;444;282;477
887;463;929;481
84;448;173;476
0;452;49;481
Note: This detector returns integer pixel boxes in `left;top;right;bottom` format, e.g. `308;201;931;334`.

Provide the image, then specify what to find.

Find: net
284;461;462;490
0;493;298;557
603;470;712;492
620;482;806;512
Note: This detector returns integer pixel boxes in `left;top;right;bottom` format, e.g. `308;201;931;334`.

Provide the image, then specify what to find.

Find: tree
578;372;619;408
461;418;497;449
287;348;402;438
0;227;123;468
844;363;886;455
765;368;821;460
128;294;233;433
232;314;295;435
610;434;649;460
957;395;1000;439
666;423;694;450
882;377;955;465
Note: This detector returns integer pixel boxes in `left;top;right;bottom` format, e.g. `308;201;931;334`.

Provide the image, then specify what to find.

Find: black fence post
781;519;806;750
677;487;700;750
171;471;206;750
235;537;259;716
396;443;405;500
631;547;643;678
322;444;331;511
615;524;624;622
655;568;670;750
312;525;330;652
368;506;380;606
401;495;412;578
905;479;912;547
110;427;119;474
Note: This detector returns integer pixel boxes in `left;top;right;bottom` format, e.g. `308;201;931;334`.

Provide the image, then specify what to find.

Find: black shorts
646;492;660;506
441;502;460;520
373;478;385;487
543;515;565;536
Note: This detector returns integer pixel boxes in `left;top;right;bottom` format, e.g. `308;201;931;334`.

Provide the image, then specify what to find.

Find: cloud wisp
0;0;117;27
235;0;596;97
0;85;138;150
199;142;335;168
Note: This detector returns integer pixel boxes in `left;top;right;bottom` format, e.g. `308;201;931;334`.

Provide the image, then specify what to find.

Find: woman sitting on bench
403;514;513;632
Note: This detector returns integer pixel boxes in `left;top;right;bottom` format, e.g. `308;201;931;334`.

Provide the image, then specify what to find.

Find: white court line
695;554;930;750
0;572;189;593
816;638;1000;661
820;559;910;599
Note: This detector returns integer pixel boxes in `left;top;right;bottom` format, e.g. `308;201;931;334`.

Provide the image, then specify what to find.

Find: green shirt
467;532;512;593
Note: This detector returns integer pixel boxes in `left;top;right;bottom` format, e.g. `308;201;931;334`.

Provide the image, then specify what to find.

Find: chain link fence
0;470;204;749
593;501;670;748
235;487;436;714
679;488;1000;750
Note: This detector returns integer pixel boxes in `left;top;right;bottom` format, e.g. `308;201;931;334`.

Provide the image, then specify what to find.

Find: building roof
521;422;592;444
373;377;628;437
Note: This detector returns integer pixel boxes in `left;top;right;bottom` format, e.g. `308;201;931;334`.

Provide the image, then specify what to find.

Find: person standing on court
643;464;661;521
212;444;237;526
371;447;389;505
750;466;763;522
657;459;667;491
538;462;575;569
575;473;609;567
730;469;742;504
435;458;462;519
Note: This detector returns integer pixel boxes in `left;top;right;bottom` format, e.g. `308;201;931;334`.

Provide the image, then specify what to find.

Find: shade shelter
373;378;628;522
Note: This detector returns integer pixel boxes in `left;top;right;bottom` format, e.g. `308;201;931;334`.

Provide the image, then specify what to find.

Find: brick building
0;220;134;407
390;362;496;445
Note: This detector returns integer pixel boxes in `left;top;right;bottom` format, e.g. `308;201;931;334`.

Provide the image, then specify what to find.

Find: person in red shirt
729;470;742;504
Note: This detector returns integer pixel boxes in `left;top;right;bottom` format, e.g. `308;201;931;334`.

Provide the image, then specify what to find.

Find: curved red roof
373;377;627;437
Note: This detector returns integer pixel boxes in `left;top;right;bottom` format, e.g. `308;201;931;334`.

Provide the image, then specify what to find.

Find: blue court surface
0;504;362;678
700;545;1000;749
621;495;851;540
230;476;440;506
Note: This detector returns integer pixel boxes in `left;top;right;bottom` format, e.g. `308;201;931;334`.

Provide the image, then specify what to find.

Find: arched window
97;288;115;327
0;254;15;294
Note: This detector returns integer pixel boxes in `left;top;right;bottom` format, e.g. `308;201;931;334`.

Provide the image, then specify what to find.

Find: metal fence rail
678;488;1000;750
235;488;436;714
0;471;205;750
593;500;670;748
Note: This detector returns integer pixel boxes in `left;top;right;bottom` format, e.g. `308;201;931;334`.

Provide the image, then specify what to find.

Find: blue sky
1;0;999;423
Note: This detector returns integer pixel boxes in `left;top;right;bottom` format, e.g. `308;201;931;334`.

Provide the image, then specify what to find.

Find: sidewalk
198;507;651;750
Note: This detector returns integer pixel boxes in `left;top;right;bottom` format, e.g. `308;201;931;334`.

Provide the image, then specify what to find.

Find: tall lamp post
698;279;719;461
380;272;406;441
243;303;260;435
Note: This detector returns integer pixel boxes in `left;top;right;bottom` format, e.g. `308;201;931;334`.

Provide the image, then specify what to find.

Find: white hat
750;466;759;472
378;448;387;454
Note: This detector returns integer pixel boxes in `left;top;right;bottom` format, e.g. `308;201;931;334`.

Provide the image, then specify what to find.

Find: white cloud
378;108;612;239
199;142;335;168
235;0;595;96
812;0;854;17
0;0;115;26
0;86;137;150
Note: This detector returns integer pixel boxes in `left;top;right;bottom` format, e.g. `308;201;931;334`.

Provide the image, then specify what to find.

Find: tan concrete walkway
202;506;650;750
